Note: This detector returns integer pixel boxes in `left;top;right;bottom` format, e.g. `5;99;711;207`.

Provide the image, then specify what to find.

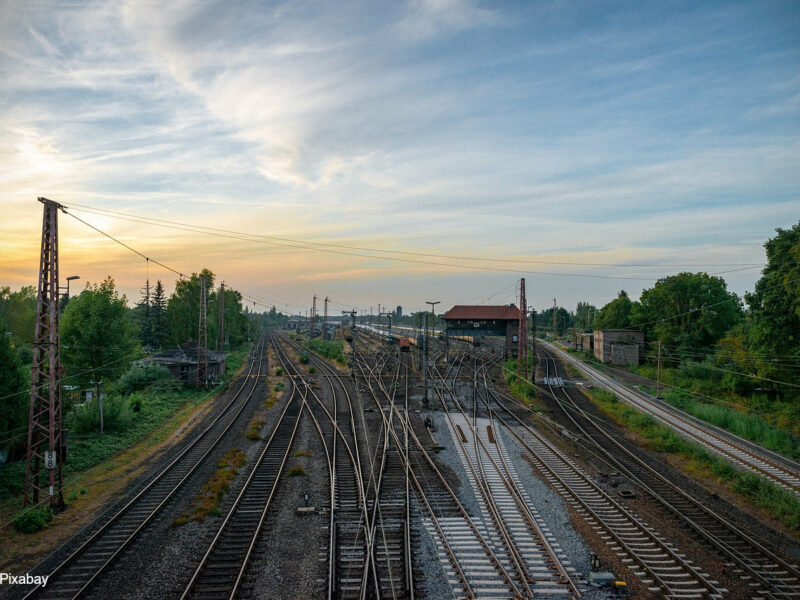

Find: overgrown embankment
585;387;800;532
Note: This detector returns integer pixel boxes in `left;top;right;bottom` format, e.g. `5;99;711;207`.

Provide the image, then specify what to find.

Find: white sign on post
44;450;57;470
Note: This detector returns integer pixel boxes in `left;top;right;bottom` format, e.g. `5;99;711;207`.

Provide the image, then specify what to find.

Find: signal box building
593;329;644;365
441;304;523;356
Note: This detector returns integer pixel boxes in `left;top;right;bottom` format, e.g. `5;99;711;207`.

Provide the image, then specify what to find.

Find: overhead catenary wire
64;202;765;268
63;204;755;282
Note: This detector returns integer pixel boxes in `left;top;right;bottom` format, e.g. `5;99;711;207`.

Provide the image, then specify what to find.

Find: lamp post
424;301;440;405
59;275;80;313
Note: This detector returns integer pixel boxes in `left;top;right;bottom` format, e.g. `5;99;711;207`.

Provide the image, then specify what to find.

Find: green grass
572;353;800;462
586;388;800;531
287;465;307;476
295;336;346;366
13;505;54;533
172;448;246;525
0;342;253;500
503;358;539;406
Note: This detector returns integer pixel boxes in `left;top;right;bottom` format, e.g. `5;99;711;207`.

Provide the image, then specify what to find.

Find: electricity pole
518;278;528;381
197;275;208;388
25;198;65;509
423;312;429;406
530;309;537;381
552;298;557;339
323;296;328;340
311;295;317;336
217;282;225;352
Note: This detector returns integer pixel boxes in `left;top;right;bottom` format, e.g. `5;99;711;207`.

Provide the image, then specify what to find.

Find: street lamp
60;275;80;311
423;301;440;405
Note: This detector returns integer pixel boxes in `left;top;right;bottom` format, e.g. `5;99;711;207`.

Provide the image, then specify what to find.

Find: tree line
0;268;274;459
540;223;800;394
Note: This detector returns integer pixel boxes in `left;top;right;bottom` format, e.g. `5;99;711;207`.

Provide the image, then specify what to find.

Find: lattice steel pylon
24;198;65;509
217;281;225;352
197;275;208;388
518;278;528;381
323;296;328;340
311;295;317;336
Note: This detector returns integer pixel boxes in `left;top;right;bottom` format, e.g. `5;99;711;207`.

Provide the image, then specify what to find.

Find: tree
575;301;597;331
633;273;742;352
61;277;141;387
0;315;27;455
0;286;36;350
745;222;800;384
133;281;153;349
593;291;634;330
167;269;215;346
150;280;168;350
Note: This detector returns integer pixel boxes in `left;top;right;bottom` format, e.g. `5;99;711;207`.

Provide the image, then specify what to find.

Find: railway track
432;355;582;598
279;334;370;600
453;352;726;599
533;347;800;599
21;335;271;600
543;341;800;495
180;349;303;600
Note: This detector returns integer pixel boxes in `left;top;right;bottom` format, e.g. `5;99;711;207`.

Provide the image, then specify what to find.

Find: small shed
146;342;226;385
593;329;644;365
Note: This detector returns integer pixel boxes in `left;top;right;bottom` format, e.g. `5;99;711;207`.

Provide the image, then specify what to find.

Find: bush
69;396;132;434
17;346;33;365
287;465;307;476
13;505;54;533
116;363;177;395
300;354;310;365
309;366;316;374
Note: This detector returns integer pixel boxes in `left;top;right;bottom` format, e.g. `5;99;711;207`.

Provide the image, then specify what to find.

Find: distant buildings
395;305;402;318
593;329;644;365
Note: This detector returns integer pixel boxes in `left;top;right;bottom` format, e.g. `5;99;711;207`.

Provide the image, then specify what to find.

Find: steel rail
481;356;723;599
180;363;304;599
23;334;270;600
533;348;800;599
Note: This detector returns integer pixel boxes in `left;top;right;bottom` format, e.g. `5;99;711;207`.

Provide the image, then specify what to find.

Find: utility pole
323;296;328;340
311;295;317;336
423;312;429;406
25;197;65;509
530;309;537;380
518;278;528;381
342;310;357;330
656;341;663;399
217;281;225;352
552;298;557;339
197;275;208;388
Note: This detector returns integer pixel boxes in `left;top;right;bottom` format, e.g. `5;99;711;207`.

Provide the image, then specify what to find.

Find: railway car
399;336;410;352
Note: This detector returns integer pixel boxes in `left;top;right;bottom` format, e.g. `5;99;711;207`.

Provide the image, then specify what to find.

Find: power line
63;203;762;281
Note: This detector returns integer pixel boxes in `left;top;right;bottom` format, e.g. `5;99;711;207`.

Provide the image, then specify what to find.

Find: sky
1;0;798;316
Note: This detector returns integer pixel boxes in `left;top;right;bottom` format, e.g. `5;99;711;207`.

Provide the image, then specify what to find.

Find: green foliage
586;388;800;530
633;272;742;351
503;358;537;402
594;290;634;329
167;270;214;347
297;337;346;365
745;222;800;387
13;505;54;533
300;354;310;365
69;396;132;434
0;315;27;452
116;363;178;395
0;285;36;350
61;277;141;387
287;465;307;476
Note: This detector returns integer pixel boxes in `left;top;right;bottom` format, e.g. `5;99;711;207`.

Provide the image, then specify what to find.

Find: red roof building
441;304;522;356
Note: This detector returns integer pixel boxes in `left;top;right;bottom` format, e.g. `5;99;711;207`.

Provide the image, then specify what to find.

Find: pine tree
134;279;153;349
151;280;168;350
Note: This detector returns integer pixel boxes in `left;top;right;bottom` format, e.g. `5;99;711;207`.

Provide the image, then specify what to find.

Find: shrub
274;367;283;376
309;366;316;374
13;505;54;533
17;346;33;365
117;363;177;395
300;354;310;365
287;465;307;476
69;396;132;434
